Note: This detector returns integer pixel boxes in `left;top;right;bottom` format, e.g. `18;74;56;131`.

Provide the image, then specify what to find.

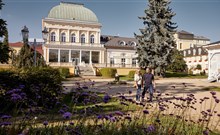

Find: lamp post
21;26;29;44
42;27;49;62
42;27;49;42
34;38;36;67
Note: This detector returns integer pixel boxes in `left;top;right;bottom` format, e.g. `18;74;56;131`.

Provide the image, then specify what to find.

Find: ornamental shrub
127;70;135;78
196;64;202;70
128;70;146;78
0;67;63;113
58;67;70;78
100;68;117;78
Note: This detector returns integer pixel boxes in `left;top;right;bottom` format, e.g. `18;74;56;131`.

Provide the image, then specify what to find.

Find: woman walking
134;69;142;103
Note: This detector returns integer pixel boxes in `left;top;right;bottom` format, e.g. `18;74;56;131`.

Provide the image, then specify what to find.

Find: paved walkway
62;78;220;130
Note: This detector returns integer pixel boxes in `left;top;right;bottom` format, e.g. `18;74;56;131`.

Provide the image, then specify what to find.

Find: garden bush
127;70;135;78
0;67;63;113
58;67;70;78
127;70;146;78
100;68;117;78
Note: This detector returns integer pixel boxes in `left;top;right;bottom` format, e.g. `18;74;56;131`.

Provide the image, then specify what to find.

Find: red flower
199;60;202;62
194;60;197;62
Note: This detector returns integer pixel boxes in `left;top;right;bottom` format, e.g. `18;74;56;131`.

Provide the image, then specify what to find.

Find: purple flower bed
0;70;220;134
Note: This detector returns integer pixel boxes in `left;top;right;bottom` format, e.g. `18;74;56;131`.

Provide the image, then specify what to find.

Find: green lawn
119;75;134;81
120;72;208;80
165;72;208;79
202;86;220;92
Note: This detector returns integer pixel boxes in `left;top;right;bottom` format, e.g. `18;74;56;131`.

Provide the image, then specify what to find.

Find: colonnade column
79;50;82;64
43;46;46;61
89;51;92;64
58;49;60;63
69;50;71;63
98;32;100;44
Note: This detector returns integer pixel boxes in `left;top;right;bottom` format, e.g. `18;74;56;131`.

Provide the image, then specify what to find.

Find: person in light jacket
134;69;142;103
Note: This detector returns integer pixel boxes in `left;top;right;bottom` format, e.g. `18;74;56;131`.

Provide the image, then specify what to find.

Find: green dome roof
48;2;98;22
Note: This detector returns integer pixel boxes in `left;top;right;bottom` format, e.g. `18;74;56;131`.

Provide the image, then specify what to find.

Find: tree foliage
0;0;10;63
12;40;46;68
166;50;187;72
0;0;4;10
135;0;177;74
196;64;202;70
0;29;10;63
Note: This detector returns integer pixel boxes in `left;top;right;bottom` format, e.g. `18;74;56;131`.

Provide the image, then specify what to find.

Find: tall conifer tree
0;0;10;63
135;0;177;75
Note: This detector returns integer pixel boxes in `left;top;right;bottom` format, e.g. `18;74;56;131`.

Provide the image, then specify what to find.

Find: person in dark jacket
142;68;156;102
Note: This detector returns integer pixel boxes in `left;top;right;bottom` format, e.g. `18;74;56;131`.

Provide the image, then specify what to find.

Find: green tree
135;0;177;75
167;50;187;72
0;29;10;63
0;0;4;10
0;0;10;63
13;41;46;68
196;64;202;70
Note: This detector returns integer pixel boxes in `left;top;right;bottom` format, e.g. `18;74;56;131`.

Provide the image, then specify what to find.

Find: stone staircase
78;65;95;76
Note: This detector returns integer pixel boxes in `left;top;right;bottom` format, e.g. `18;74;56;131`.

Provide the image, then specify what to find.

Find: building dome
48;2;98;22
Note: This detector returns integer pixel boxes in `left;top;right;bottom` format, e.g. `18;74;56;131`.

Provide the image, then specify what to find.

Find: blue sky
1;0;220;42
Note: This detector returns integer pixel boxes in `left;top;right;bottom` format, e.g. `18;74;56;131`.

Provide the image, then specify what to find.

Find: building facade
42;2;105;67
174;30;210;51
182;46;208;74
102;36;138;68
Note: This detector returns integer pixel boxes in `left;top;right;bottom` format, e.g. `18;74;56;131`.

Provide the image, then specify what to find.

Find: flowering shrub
0;67;62;113
0;78;220;134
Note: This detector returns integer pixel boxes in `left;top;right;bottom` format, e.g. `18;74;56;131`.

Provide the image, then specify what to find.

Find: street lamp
21;25;29;43
42;27;49;62
21;26;37;67
42;27;49;42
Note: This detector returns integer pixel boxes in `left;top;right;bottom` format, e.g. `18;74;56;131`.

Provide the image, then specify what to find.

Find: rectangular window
71;50;80;65
81;51;90;64
60;50;69;62
110;58;114;67
92;51;100;63
132;58;136;67
179;43;182;50
121;58;126;67
49;49;58;62
71;50;80;59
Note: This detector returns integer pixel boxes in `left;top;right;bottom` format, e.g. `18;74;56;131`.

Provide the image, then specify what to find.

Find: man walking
142;68;156;102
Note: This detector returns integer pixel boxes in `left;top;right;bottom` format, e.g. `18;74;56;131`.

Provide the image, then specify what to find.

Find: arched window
198;48;202;55
119;41;125;46
193;49;196;55
90;35;95;44
188;50;191;55
81;34;85;43
183;51;186;57
130;41;136;46
61;33;66;42
50;32;56;42
71;34;76;43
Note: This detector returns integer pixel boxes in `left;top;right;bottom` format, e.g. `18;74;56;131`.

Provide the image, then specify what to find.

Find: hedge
127;70;136;78
127;70;146;78
58;67;70;78
100;68;117;78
